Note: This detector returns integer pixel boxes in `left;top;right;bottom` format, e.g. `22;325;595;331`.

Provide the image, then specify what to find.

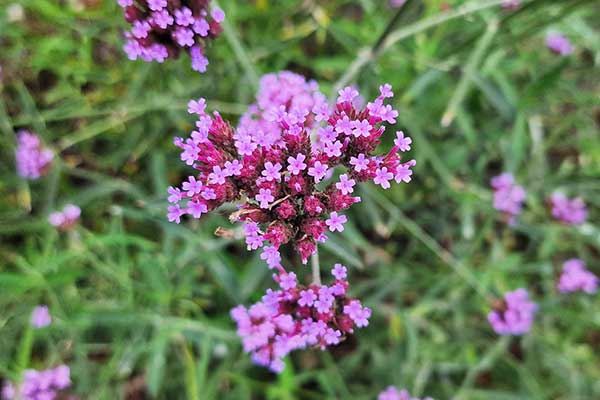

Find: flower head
231;264;369;373
3;365;70;400
549;193;587;225
558;259;598;294
167;73;415;267
48;204;81;231
15;130;53;180
31;305;52;328
490;173;526;225
378;386;434;400
546;33;573;56
488;288;537;336
119;0;224;72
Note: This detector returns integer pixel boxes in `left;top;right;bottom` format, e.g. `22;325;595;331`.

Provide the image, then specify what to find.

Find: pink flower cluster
15;130;53;180
548;193;587;225
30;305;52;329
488;288;538;336
502;0;520;9
546;33;573;56
48;204;81;231
230;264;370;372
490;173;526;225
378;386;433;400
168;72;415;265
558;259;598;294
118;0;224;72
2;366;70;400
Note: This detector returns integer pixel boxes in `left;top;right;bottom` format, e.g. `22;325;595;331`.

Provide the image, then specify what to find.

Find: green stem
16;325;34;373
311;248;321;286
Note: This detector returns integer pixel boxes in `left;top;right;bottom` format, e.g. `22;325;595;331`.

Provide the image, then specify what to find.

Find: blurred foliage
1;0;600;399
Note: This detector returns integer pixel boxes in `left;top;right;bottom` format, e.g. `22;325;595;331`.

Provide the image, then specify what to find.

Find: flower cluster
168;72;415;265
2;365;70;400
15;130;53;180
118;0;224;72
490;173;526;225
48;204;81;231
546;33;573;56
378;387;433;400
558;259;598;294
30;305;52;329
389;0;406;8
230;264;370;372
488;288;538;336
548;193;587;225
502;0;520;9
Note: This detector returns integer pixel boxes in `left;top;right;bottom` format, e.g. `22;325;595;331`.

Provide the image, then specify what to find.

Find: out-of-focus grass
1;0;600;399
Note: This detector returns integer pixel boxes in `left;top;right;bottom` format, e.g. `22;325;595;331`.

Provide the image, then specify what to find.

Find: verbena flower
501;0;520;10
2;365;70;400
30;305;51;328
558;259;598;294
546;33;573;56
490;173;526;225
230;264;370;373
15;130;53;180
168;71;415;266
378;386;434;400
48;204;81;231
488;288;537;336
118;0;224;72
389;0;406;8
548;193;587;225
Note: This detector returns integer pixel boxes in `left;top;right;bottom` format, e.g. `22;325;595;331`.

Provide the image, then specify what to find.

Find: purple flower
549;193;587;225
256;188;274;209
48;204;81;231
558;259;598;294
502;0;520;9
337;86;359;103
15;130;53;180
394;131;412;152
120;0;224;72
488;288;537;336
332;263;347;280
261;162;282;182
298;289;316;307
31;305;51;328
491;173;526;225
260;246;281;269
287;153;307;175
168;74;415;267
374;167;394;189
231;264;370;373
350;153;369;172
325;212;347;232
378;386;433;400
4;365;70;400
546;33;573;56
307;161;328;183
187;98;206;115
389;0;406;8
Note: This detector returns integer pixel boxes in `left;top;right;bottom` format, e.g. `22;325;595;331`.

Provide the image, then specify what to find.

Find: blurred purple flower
490;173;526;225
488;288;538;336
31;305;52;328
48;204;81;231
378;386;434;400
119;0;224;72
2;365;70;400
15;130;53;180
549;193;587;225
558;259;598;294
546;33;573;56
